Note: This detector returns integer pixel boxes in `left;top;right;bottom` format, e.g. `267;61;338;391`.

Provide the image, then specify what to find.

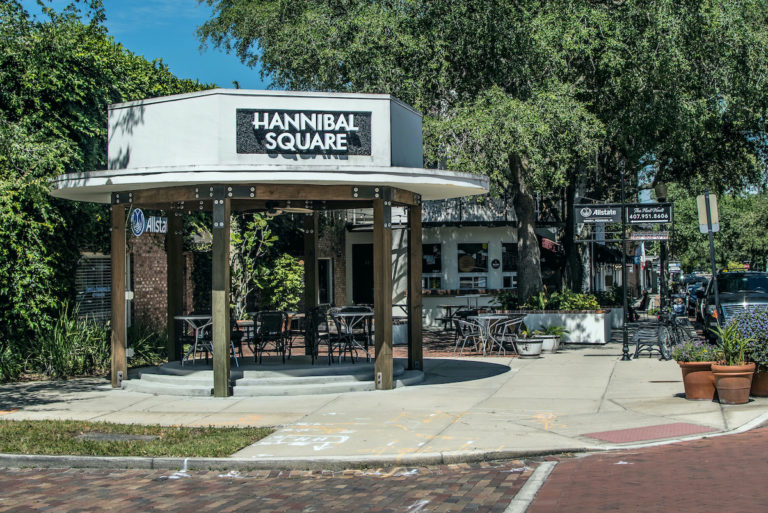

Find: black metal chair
330;306;373;363
306;306;333;365
254;311;288;364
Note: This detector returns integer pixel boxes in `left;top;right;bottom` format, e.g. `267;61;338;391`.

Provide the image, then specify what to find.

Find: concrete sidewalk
2;342;767;468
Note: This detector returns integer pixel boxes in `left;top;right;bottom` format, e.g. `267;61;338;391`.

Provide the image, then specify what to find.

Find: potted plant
516;325;543;358
711;322;756;405
671;339;717;401
534;326;570;353
733;309;768;396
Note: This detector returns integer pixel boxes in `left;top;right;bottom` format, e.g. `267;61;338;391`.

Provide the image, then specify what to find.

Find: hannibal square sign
236;109;372;155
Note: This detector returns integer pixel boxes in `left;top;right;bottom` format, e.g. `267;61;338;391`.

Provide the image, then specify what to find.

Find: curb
0;447;591;472
2;412;767;472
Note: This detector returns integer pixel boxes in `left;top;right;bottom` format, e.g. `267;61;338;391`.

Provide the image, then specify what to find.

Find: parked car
699;271;768;341
684;275;709;316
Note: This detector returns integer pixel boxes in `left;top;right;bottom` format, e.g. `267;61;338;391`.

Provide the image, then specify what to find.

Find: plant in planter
516;325;543;358
533;326;570;353
711;322;756;405
671;339;718;401
733;309;768;396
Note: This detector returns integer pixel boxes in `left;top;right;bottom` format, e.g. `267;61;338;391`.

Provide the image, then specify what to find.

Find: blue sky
21;0;271;90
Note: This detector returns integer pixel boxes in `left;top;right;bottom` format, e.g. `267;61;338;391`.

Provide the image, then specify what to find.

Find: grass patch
0;420;273;458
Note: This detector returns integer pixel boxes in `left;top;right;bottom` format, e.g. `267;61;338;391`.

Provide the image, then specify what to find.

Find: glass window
502;243;517;272
422;276;442;289
460;276;487;289
457;243;488;273
502;274;517;289
422;243;442;273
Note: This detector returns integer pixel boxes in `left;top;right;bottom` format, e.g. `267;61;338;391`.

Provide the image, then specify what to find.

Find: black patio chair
306;306;332;365
254;310;288;364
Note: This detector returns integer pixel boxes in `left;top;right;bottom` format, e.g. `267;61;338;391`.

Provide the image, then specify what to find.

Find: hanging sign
574;204;622;223
630;231;670;241
130;208;167;236
626;203;672;224
236;109;372;156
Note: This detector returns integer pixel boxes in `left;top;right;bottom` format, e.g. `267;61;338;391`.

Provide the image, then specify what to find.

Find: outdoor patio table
175;314;239;367
438;304;471;329
456;294;491;309
330;311;374;362
468;314;510;355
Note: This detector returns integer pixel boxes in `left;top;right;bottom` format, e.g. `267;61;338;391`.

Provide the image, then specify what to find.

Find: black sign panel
236;109;372;156
574;204;622;223
626;203;672;224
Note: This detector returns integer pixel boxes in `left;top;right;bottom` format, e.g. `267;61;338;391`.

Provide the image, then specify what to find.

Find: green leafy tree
258;253;305;311
0;1;208;381
197;0;768;302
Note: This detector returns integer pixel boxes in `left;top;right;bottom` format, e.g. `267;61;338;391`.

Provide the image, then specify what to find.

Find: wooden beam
166;208;184;361
392;188;418;206
373;197;393;390
110;204;127;388
125;184;385;206
407;204;423;371
212;197;231;397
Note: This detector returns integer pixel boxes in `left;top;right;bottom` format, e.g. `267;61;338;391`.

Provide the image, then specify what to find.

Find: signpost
626;203;673;224
700;190;721;326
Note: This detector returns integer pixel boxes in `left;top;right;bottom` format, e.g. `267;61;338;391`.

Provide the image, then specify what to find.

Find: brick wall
128;233;194;329
317;231;346;306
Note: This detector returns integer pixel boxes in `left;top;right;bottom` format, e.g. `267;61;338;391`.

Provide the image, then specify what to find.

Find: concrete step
121;380;213;397
232;369;424;397
137;372;214;387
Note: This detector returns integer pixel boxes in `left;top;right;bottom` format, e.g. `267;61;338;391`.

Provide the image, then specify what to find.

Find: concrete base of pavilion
122;358;425;397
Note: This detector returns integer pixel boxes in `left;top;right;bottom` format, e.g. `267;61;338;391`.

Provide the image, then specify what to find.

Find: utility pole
621;161;631;361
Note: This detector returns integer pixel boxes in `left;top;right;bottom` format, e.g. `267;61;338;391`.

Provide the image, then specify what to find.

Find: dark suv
700;271;768;339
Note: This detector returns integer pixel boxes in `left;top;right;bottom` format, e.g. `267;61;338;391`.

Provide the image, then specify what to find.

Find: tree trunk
512;154;543;302
562;181;583;291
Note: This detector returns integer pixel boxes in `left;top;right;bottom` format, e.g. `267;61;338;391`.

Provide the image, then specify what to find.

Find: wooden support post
407;203;423;371
110;204;127;388
373;196;393;390
212;195;231;397
303;213;319;354
166;208;184;361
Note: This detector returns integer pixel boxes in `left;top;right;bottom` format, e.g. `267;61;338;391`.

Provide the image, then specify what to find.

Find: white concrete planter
539;335;560;353
517;311;610;345
517;339;543;358
607;308;624;329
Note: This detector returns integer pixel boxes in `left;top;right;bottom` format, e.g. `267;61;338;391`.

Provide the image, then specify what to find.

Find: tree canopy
199;0;768;297
0;1;209;380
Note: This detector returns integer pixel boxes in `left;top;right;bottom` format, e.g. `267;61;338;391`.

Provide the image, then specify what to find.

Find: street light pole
621;160;631;361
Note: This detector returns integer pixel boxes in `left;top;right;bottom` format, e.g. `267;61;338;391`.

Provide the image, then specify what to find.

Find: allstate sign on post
574;204;622;224
130;208;167;236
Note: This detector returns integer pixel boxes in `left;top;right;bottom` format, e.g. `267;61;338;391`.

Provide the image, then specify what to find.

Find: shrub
34;305;109;379
522;289;600;311
671;339;717;362
127;321;167;367
732;308;768;370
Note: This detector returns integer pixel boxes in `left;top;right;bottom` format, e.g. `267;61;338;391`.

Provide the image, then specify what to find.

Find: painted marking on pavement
504;461;557;513
532;412;566;431
406;499;430;512
0;410;18;416
257;434;350;451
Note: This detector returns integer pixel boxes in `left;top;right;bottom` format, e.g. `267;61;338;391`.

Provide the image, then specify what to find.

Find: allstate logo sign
131;208;145;237
580;207;593;218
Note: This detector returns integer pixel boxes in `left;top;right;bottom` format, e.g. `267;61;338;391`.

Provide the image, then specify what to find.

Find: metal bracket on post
382;188;392;229
211;186;227;230
111;192;133;205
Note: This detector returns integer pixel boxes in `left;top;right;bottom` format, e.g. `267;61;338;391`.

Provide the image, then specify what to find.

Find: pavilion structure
50;89;488;397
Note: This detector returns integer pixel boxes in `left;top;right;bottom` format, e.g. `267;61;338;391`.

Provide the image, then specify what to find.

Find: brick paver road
529;426;768;513
0;461;536;513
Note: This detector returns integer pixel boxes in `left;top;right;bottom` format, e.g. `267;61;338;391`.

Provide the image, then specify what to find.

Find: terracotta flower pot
751;369;768;397
678;361;716;401
711;362;756;405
